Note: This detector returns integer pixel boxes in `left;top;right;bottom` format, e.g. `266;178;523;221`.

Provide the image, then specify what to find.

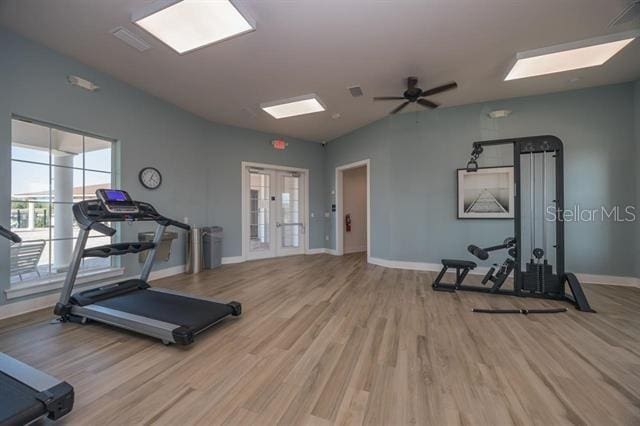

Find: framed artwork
457;166;514;219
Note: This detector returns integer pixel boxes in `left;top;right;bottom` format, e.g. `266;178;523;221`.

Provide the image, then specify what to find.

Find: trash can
138;231;178;263
186;227;204;274
203;226;223;269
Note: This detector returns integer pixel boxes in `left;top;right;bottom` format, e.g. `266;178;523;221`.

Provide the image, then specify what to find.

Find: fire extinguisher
345;214;352;232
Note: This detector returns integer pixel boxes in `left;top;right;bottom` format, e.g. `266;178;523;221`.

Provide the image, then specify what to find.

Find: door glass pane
281;175;300;248
249;171;270;251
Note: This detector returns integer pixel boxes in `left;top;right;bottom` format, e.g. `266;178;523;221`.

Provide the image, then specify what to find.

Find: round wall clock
139;167;162;190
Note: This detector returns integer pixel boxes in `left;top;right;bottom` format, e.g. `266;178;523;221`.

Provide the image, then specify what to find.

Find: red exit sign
272;139;287;150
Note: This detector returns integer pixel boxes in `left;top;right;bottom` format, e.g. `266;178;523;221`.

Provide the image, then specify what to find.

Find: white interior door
275;171;305;257
246;167;306;260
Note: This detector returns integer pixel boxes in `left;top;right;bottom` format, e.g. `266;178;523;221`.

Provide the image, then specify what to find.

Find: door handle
276;222;305;233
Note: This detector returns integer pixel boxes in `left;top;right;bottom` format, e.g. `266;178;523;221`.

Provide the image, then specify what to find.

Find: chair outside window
10;240;46;281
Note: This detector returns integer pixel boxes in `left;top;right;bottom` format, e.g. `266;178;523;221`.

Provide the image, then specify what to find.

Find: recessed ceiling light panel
505;30;638;81
261;94;326;119
133;0;255;55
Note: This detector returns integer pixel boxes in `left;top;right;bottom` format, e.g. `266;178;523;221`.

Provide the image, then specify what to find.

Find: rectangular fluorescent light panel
134;0;254;54
261;95;326;119
505;31;637;81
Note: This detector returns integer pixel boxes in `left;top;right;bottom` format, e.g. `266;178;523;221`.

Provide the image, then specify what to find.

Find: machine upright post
555;147;565;278
58;229;89;305
140;225;166;282
513;141;522;294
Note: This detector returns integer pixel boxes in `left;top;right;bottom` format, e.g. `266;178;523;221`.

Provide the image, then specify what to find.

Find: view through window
10;118;115;285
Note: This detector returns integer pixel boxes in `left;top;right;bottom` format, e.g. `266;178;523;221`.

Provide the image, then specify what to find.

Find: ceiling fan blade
421;82;458;97
407;77;418;89
417;98;439;109
373;96;406;101
390;101;410;114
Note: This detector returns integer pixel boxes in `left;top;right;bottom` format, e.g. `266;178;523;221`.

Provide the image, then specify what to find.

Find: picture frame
457;166;514;219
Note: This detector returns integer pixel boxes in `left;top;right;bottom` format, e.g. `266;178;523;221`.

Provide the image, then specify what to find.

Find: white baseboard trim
223;250;332;261
148;264;185;280
305;248;326;255
344;245;367;254
367;257;442;272
574;273;640;288
367;257;640;288
0;264;187;321
221;256;244;265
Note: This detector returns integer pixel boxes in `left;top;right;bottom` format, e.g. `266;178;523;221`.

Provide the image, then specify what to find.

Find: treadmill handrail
82;242;156;258
58;197;189;308
0;225;21;243
72;199;191;232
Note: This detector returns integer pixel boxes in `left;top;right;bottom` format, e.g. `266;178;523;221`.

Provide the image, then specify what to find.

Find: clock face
139;167;162;190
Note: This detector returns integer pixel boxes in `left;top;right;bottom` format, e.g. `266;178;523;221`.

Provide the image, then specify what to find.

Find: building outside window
10;117;116;285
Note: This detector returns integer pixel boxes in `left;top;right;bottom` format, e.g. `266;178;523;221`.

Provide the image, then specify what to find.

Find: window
10;117;116;285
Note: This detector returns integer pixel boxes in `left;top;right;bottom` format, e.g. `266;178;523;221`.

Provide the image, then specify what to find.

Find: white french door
245;166;306;260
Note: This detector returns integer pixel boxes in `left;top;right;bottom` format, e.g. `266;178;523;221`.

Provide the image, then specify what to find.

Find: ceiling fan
373;77;458;114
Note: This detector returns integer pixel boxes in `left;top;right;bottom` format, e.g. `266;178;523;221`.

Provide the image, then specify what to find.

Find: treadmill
54;189;242;345
0;226;74;425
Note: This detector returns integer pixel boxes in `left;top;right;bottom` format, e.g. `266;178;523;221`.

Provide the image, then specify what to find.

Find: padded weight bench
432;259;477;292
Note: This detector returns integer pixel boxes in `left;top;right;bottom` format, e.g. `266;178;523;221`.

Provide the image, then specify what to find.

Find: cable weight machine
434;135;595;312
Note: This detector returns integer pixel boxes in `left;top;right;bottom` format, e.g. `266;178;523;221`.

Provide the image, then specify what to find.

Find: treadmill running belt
93;289;233;333
0;373;47;425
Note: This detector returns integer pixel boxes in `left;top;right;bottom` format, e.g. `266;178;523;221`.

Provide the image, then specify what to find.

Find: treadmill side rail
0;353;74;421
71;305;189;345
0;353;61;392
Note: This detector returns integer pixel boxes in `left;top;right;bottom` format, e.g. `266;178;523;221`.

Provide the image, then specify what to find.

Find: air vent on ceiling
609;1;640;27
110;27;151;52
348;86;364;97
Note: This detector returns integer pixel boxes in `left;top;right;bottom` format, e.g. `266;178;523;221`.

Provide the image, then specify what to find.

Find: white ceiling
1;0;639;142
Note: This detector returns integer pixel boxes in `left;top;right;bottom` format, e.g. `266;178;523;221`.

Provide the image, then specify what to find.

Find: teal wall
325;83;638;277
204;124;325;259
1;26;638;307
0;28;324;304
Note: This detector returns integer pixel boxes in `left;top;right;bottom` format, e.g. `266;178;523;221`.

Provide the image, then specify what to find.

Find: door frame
241;161;310;261
335;159;370;258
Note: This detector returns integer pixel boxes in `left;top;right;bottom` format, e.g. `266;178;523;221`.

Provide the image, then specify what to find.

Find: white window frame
8;115;119;291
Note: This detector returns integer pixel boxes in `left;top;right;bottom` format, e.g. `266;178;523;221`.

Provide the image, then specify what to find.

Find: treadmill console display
96;189;140;214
